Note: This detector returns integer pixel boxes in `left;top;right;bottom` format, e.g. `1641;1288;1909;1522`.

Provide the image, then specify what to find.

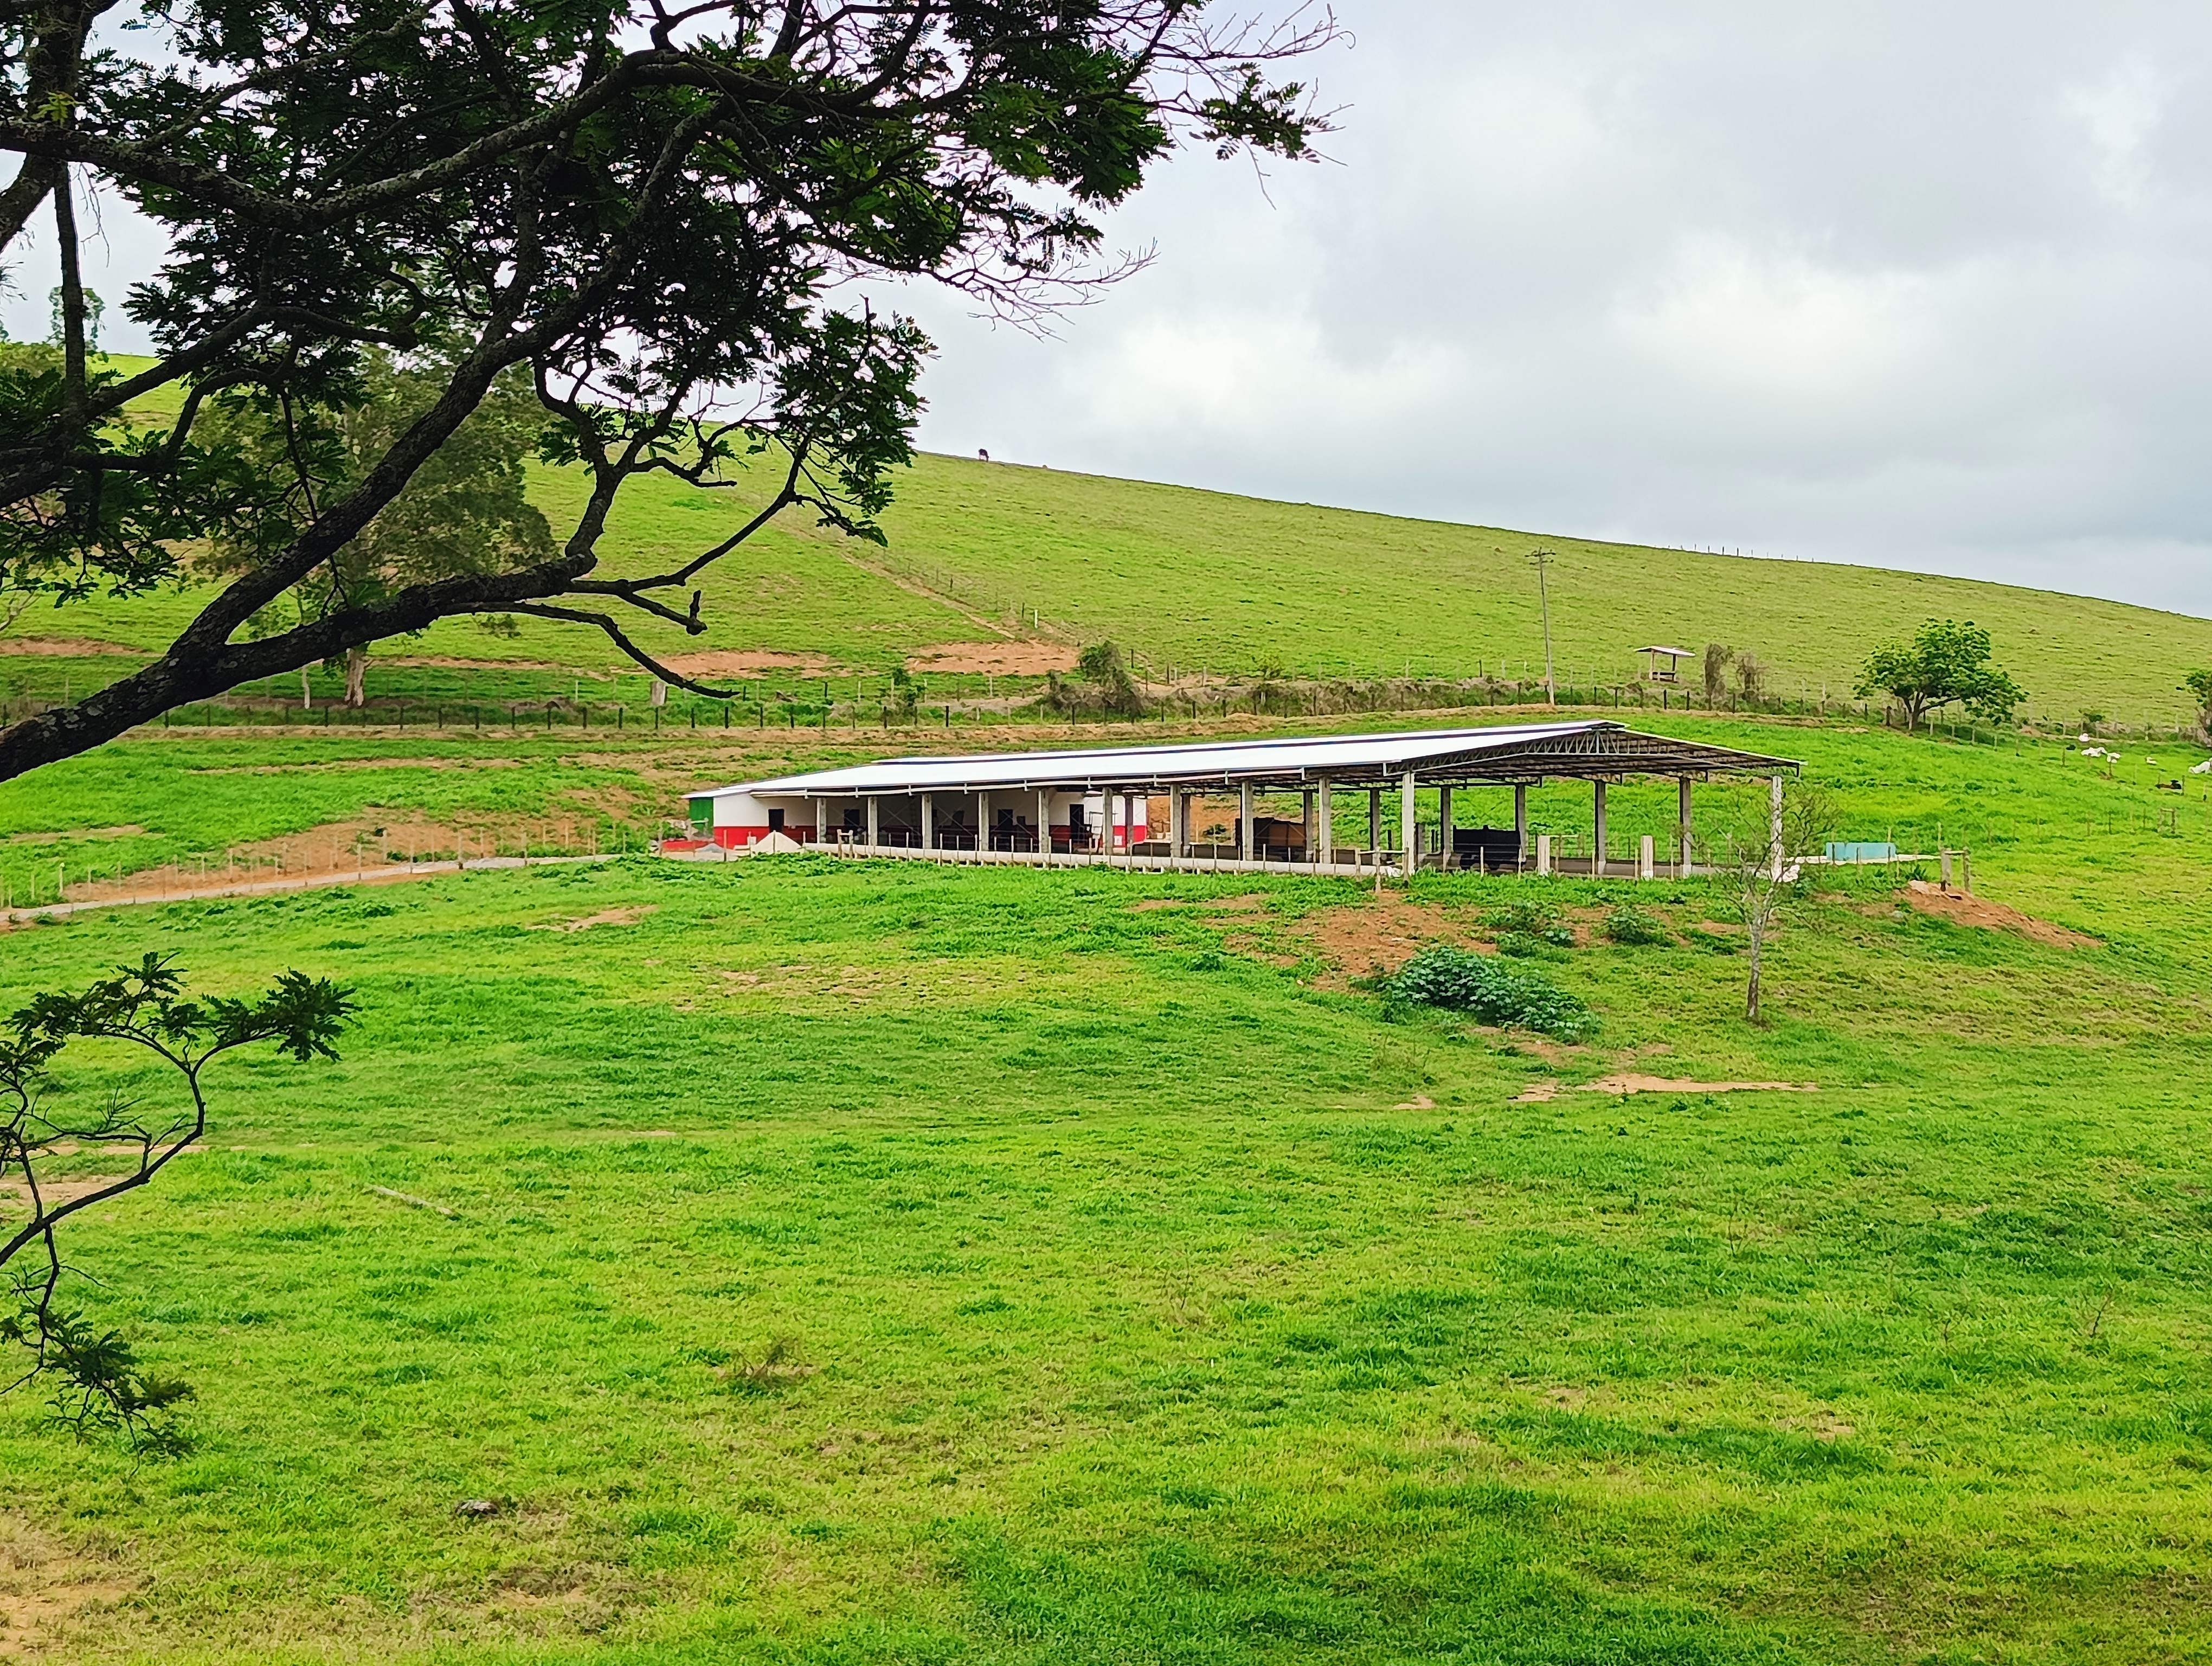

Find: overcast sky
14;1;2212;617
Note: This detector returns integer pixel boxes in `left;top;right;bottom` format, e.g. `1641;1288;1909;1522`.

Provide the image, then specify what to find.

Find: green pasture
13;360;2212;727
8;703;2203;911
2;715;2210;1661
1;709;2203;912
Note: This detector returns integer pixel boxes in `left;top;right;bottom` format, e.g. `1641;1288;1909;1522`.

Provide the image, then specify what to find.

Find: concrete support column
1400;769;1418;871
1239;781;1255;862
921;792;935;853
976;790;991;853
1169;789;1185;863
1677;777;1693;879
1437;784;1454;871
1536;832;1553;875
1368;788;1381;857
1770;775;1785;880
1593;780;1608;878
866;794;880;850
1638;834;1655;881
1037;789;1051;860
1514;782;1528;868
1301;788;1316;864
1316;777;1334;864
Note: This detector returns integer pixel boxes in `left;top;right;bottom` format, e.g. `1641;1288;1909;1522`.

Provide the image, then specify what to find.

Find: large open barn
675;720;1799;876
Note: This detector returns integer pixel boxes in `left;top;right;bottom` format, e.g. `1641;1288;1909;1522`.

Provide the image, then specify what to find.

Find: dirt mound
906;642;1079;676
1285;900;1490;990
1902;881;2099;949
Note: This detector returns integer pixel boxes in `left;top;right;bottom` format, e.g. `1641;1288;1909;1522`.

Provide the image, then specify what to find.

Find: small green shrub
1601;906;1671;946
1380;946;1599;1042
1483;900;1575;948
1494;931;1565;959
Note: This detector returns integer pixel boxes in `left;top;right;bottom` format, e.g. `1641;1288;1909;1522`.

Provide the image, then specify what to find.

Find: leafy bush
1380;946;1599;1042
1601;906;1671;946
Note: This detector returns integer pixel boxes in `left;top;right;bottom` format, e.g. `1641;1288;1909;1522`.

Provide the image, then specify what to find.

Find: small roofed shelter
1637;645;1696;683
674;720;1798;879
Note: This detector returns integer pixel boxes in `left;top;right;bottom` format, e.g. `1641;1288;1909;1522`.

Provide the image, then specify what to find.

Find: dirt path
1579;1075;1817;1095
2;853;612;928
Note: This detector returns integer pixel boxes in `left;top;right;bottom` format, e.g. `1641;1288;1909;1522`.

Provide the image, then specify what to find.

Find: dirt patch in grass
61;809;635;907
5;825;143;845
659;649;844;677
0;1515;135;1657
1129;893;1267;914
1285;899;1490;990
1901;881;2100;949
0;1170;142;1214
189;757;529;774
0;636;143;658
538;906;658;933
381;654;582;672
1577;1075;1818;1096
905;642;1078;676
67;816;463;901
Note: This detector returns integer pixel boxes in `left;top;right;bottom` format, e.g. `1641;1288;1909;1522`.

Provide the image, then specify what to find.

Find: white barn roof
695;721;1796;801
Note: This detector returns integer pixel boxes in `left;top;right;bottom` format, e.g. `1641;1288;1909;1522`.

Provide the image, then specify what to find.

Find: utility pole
1529;548;1557;707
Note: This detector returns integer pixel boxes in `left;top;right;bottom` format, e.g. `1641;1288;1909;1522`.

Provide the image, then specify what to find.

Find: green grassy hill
14;359;2211;726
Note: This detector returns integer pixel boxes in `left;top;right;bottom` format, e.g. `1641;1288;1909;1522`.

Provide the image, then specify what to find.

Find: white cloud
910;0;2212;614
1610;235;1940;401
2062;54;2178;212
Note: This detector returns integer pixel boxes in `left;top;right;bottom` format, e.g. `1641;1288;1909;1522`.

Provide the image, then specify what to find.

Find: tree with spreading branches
1;956;351;1446
0;0;1336;780
1855;619;2025;733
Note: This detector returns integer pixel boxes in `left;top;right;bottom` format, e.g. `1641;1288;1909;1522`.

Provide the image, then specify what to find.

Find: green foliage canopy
2182;668;2212;730
0;1;1334;781
2;955;352;1447
1855;619;2027;731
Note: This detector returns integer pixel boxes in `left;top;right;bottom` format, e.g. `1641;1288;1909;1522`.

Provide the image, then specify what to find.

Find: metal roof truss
700;721;1799;802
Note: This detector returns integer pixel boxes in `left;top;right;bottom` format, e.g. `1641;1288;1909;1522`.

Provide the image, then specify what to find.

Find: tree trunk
1744;922;1764;1023
343;648;367;708
299;665;313;710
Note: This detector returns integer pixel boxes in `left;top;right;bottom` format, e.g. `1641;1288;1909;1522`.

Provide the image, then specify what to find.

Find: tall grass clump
1380;945;1598;1042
